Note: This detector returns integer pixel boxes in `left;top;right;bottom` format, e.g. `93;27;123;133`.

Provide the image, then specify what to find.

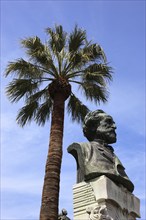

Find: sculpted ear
83;120;98;141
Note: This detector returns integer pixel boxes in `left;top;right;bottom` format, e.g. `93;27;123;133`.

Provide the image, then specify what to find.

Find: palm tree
5;24;113;220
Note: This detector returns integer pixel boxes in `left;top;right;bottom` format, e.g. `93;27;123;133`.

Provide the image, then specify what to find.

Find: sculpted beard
96;129;117;144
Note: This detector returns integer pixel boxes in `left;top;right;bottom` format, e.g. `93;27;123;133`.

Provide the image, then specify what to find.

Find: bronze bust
58;209;71;220
67;110;134;192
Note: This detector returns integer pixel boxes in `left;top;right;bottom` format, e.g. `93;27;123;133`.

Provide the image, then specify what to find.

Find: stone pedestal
73;175;140;220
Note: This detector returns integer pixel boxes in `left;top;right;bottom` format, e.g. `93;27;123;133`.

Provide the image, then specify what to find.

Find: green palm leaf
80;82;108;104
83;63;113;84
82;43;107;63
67;93;89;123
6;79;39;102
16;101;38;126
21;37;48;62
46;25;67;53
69;25;87;53
35;99;53;126
21;37;58;77
27;88;49;103
5;58;44;78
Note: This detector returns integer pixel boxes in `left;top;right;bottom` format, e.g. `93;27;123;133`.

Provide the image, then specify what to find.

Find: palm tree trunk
40;93;65;220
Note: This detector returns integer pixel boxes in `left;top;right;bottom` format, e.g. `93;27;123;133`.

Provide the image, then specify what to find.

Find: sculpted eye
106;119;112;124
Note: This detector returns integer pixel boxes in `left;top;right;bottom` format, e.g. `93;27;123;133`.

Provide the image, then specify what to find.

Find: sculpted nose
112;123;117;129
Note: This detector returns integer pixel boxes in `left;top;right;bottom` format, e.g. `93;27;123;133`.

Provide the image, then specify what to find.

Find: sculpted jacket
67;141;134;192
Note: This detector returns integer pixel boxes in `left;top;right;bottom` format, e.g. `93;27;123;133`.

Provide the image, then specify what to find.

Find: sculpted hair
83;109;107;141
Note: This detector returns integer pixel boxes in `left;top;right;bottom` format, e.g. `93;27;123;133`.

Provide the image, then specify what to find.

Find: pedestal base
73;176;140;220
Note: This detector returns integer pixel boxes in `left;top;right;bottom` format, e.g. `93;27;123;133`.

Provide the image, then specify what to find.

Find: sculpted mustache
99;128;116;133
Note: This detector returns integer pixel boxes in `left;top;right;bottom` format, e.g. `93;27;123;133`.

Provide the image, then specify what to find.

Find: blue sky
1;0;145;219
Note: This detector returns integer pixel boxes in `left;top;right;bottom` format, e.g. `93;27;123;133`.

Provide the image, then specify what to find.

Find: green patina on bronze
68;110;134;193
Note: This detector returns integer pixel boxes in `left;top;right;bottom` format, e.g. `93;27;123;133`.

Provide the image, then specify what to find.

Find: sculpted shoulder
67;142;90;162
67;142;90;152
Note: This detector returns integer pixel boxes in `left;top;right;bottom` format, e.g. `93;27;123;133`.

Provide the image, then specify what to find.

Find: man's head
83;109;117;144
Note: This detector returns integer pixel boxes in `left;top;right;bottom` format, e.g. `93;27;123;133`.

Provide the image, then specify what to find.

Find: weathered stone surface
86;204;113;220
90;176;140;217
73;176;140;220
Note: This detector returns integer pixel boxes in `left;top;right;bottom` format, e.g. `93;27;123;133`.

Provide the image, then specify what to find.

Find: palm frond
21;37;58;76
67;93;89;123
16;101;38;126
65;51;88;75
83;63;113;84
68;25;87;53
35;99;53;126
21;36;48;63
66;70;83;79
69;52;83;68
66;44;108;73
5;58;45;78
80;82;109;104
82;43;107;63
46;25;67;53
27;88;49;103
6;79;39;103
98;45;107;63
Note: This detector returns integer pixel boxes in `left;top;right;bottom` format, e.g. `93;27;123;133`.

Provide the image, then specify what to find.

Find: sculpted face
83;110;117;143
95;113;117;144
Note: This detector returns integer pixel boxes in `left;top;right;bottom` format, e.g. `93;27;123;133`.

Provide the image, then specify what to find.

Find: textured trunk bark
40;93;65;220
